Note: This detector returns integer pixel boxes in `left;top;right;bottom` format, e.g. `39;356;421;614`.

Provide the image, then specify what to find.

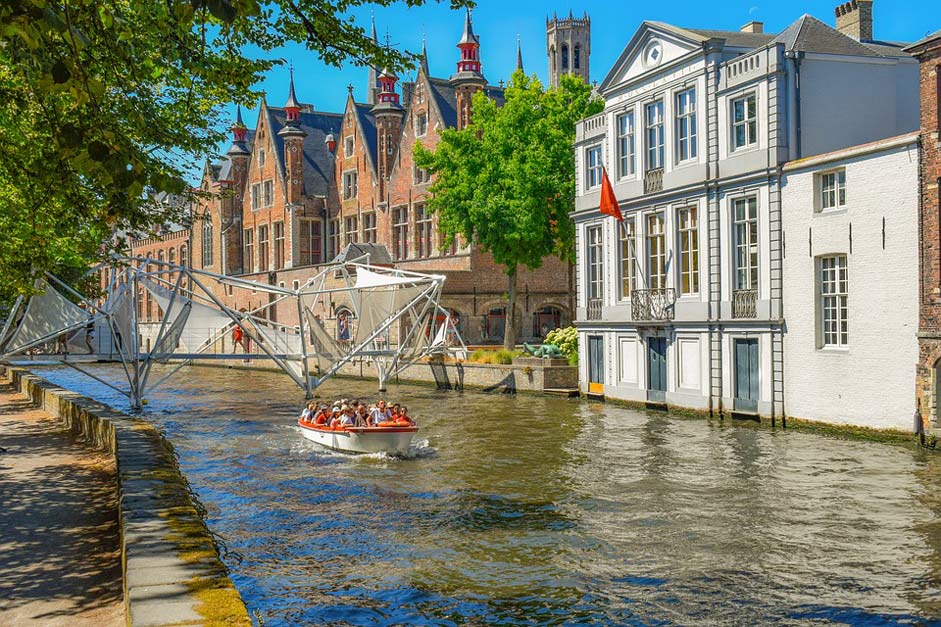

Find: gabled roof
648;22;775;49
426;77;505;130
769;14;911;59
267;107;343;197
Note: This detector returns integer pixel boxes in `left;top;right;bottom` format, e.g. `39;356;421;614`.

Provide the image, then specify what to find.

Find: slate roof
353;103;379;172
267;107;343;197
769;15;911;59
216;130;255;182
902;31;941;54
427;77;505;130
647;22;775;49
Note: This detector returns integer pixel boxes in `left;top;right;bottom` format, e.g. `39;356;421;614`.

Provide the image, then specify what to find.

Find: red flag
598;166;622;222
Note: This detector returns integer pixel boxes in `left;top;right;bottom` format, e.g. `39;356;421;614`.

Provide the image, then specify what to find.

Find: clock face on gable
643;40;663;68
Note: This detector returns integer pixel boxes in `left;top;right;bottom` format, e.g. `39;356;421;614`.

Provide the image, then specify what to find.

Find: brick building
129;9;588;345
906;32;941;426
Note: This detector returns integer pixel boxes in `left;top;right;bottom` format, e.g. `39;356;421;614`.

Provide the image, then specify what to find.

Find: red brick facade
128;11;575;344
909;34;941;425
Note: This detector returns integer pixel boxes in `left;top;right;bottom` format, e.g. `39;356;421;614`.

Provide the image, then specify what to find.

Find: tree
414;71;602;350
0;0;467;303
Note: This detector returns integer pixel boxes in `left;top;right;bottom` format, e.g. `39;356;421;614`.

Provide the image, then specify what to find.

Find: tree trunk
504;266;517;351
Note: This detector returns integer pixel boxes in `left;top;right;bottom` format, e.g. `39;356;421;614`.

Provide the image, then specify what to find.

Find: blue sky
217;0;937;157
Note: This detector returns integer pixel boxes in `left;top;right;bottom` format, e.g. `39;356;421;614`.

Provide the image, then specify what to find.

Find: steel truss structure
0;255;466;409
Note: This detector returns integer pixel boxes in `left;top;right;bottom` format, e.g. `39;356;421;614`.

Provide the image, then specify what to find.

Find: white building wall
781;138;919;429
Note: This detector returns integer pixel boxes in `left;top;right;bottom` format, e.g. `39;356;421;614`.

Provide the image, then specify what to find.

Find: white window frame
344;215;358;244
242;228;254;273
342;170;358;200
415;204;433;258
586;225;604;301
645;99;665;171
646;212;666;290
416;112;428;137
298;218;321;266
393;206;409;260
618;218;637;300
731;93;758;151
344;136;354;157
677;206;699;296
362;212;377;244
258;150;266;166
675;88;697;163
251;183;261;210
616;111;635;179
819;169;847;211
585;144;603;190
733;196;759;291
819;255;848;347
262;179;274;208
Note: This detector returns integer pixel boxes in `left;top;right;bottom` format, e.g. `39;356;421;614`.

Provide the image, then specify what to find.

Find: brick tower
450;8;486;130
371;66;404;200
224;105;251;273
546;11;590;89
277;71;307;207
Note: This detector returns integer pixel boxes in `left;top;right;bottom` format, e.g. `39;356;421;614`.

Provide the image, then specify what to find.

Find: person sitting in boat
329;406;342;428
398;406;416;426
338;405;356;427
370;399;392;426
300;401;316;422
312;404;329;426
355;404;369;427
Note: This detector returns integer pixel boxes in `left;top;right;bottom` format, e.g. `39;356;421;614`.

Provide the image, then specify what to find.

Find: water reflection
32;365;941;626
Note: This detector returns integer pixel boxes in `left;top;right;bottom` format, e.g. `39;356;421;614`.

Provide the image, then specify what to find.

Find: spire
420;32;429;75
227;105;250;156
284;66;301;119
458;7;479;45
516;35;523;72
366;14;379;105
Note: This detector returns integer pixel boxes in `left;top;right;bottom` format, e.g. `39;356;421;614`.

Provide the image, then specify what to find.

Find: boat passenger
300;401;316;422
399;406;415;426
339;405;356;427
314;404;330;425
370;399;391;426
355;405;369;427
329;406;343;428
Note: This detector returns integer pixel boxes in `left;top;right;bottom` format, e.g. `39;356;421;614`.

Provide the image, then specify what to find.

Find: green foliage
414;70;602;349
0;0;467;304
545;326;578;364
468;348;522;365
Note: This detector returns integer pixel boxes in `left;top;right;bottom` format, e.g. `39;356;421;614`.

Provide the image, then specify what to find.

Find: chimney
835;0;873;42
740;21;764;34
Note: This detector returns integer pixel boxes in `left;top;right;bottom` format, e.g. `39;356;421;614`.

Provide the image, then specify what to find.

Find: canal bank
0;367;251;627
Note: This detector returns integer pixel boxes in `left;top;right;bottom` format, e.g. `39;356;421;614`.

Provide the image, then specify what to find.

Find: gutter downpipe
785;50;805;160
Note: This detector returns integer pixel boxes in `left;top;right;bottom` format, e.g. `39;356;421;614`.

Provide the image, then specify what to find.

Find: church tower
277;71;307;206
546;11;590;89
450;8;486;131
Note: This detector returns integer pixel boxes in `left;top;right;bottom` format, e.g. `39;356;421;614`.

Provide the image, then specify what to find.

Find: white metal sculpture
0;255;466;409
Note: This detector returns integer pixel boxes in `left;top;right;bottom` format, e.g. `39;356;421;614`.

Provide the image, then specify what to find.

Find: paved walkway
0;378;124;626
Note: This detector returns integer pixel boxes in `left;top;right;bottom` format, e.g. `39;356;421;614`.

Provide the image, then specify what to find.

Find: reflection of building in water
127;9;590;346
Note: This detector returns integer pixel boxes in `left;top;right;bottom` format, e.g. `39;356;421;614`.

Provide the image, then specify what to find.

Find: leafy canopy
0;0;468;304
414;71;602;273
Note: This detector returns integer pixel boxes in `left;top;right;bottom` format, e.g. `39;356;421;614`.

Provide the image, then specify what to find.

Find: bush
545;326;578;364
494;349;516;365
467;348;523;365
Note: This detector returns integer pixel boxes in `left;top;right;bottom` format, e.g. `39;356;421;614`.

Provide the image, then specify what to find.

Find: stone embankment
1;367;250;627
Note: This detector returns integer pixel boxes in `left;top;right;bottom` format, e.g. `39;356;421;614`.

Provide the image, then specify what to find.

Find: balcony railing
631;288;675;321
644;168;663;194
732;289;758;318
587;298;603;321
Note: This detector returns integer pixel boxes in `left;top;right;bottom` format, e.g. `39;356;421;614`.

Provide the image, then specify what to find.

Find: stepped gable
266;107;343;197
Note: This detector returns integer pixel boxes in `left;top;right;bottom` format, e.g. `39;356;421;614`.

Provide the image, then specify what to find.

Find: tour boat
297;419;418;455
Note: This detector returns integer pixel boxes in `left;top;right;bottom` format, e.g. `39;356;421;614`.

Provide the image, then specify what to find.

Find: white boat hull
298;421;418;455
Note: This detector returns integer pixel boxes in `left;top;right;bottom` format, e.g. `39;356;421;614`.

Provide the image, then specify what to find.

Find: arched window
550;46;556;73
574;44;581;70
201;221;213;267
532;306;563;338
561;44;569;70
179;245;188;267
483;306;506;342
168;247;176;266
335;306;355;346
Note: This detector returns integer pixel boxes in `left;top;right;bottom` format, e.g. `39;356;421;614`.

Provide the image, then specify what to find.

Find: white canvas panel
4;281;90;354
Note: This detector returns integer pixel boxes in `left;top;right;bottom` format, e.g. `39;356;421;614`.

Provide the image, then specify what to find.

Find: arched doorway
532;305;563;339
484;306;506;343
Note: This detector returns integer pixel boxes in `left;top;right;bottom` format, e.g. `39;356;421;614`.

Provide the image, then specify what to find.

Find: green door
647;336;667;402
734;338;759;413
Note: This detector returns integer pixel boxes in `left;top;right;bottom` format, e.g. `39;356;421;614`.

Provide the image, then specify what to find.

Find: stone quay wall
1;366;251;627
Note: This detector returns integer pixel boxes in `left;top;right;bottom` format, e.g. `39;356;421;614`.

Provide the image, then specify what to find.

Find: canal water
32;365;941;626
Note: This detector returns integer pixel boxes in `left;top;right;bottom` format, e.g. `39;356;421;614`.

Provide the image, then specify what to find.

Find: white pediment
600;23;702;91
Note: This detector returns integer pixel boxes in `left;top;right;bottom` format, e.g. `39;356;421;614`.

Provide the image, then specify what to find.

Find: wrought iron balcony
732;289;758;318
644;168;663;194
587;298;603;321
631;288;675;321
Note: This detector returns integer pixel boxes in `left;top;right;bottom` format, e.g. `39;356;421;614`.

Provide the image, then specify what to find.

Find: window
393;206;409;260
362;213;377;244
242;228;254;273
273;221;285;269
619;218;637;299
733;197;759;290
416;113;428;136
675;88;697;162
201;221;213;267
646;212;666;290
257;225;269;272
251;183;261;210
344;136;354;157
677;207;699;295
533;306;563;337
298;218;321;266
168;247;175;266
328;219;340;260
386;133;393;155
616;112;635;179
343;171;358;200
731;93;757;150
179;244;188;267
561;43;569;70
415;81;424;104
413;164;431;185
645;100;664;170
574;45;581;70
586;225;603;300
263;180;274;207
585;145;602;189
820;170;847;211
820;255;848;347
259;150;266;166
345;216;358;244
415;204;433;258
